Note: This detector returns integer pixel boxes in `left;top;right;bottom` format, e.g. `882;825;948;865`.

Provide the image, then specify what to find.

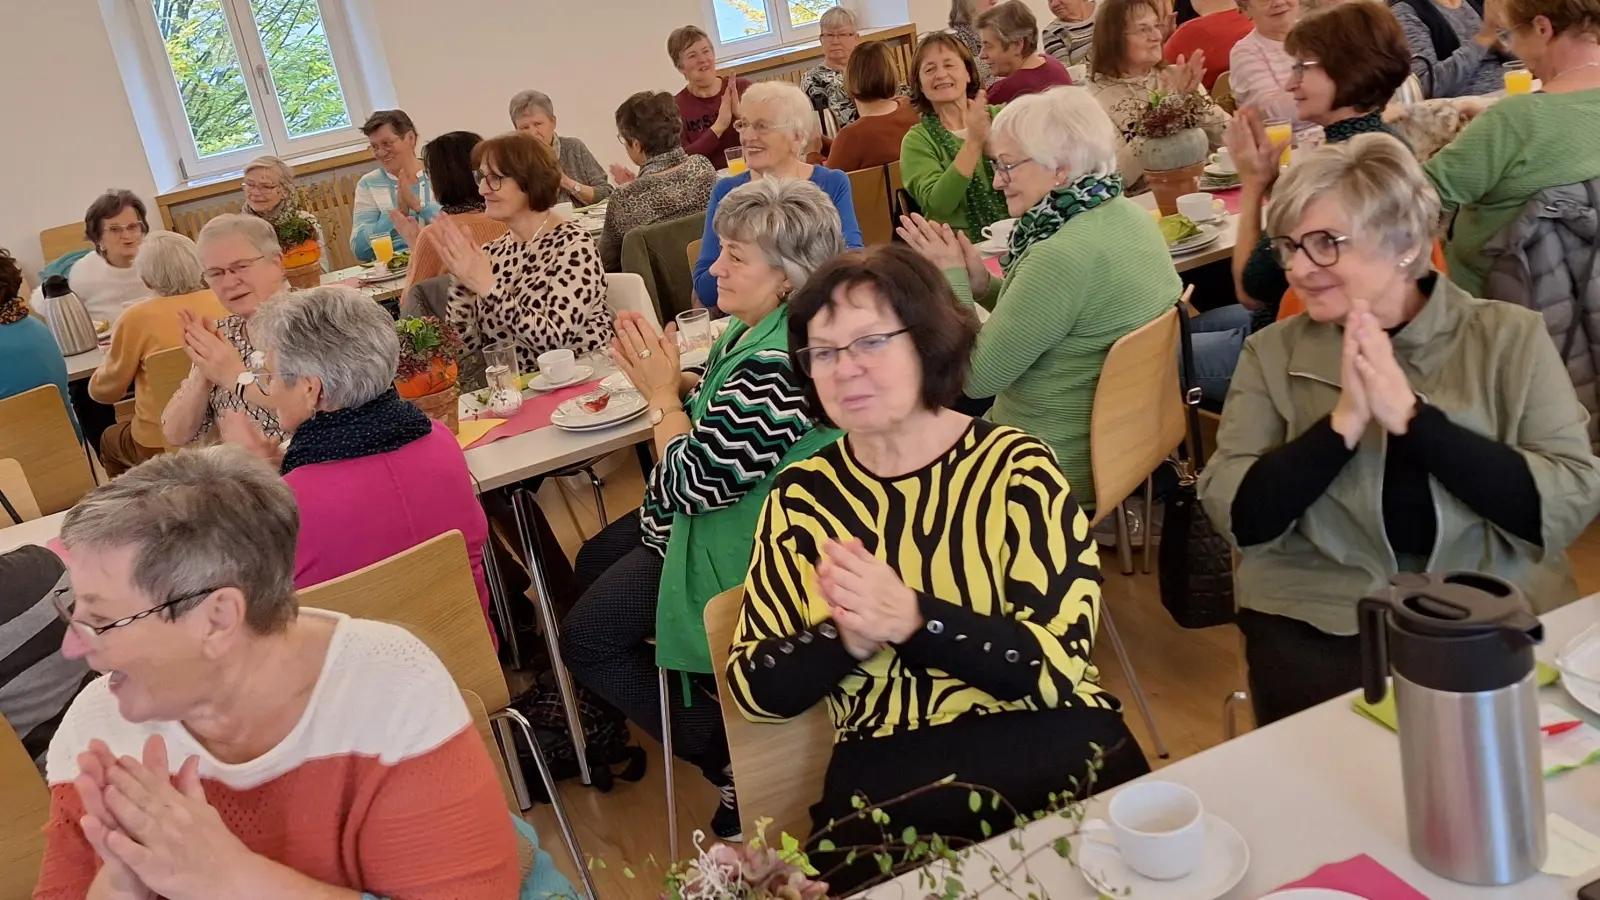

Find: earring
1399;256;1416;268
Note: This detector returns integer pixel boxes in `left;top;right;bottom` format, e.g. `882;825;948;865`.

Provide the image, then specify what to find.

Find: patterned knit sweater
35;612;522;900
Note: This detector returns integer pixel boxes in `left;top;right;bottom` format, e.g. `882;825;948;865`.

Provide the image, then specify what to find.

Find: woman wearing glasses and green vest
560;178;843;843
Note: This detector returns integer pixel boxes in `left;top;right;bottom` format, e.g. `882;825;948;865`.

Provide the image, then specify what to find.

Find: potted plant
1118;90;1217;215
395;316;465;433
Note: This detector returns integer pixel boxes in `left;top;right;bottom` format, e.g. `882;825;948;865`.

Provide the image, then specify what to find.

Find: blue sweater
0;317;81;440
692;166;864;310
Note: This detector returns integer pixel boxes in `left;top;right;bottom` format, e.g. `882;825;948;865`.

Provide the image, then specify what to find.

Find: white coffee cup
1177;193;1224;223
1082;781;1206;881
538;348;577;384
982;218;1018;243
552;201;576;217
1209;148;1236;174
1068;63;1089;84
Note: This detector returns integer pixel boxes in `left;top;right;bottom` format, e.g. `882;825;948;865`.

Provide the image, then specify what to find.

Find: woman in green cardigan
560;178;842;842
900;32;1010;241
900;86;1179;514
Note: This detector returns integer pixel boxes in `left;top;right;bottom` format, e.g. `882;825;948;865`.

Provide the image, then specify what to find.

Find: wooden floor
517;450;1600;898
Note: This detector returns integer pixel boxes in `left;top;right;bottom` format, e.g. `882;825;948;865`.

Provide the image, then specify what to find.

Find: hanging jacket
1482;178;1600;454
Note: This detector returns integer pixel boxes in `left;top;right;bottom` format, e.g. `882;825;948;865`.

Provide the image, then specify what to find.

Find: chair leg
1101;605;1169;759
492;707;600;900
492;714;534;811
1114;503;1135;576
1142;475;1156;575
482;539;523;670
658;667;680;863
1223;690;1250;740
582;466;608;528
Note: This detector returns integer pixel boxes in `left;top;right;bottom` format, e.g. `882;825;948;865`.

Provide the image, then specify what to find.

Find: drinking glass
1264;118;1294;167
1504;61;1534;95
483;342;524;416
725;148;748;177
370;233;395;265
676;309;712;354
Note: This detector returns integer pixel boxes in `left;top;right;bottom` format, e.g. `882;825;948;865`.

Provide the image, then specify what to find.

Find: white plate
679;348;710;369
1204;164;1240;179
360;267;407;284
528;365;595;392
1074;814;1249;900
1170;229;1222;256
1259;891;1367;900
600;372;635;393
550;392;648;431
1556;621;1600;715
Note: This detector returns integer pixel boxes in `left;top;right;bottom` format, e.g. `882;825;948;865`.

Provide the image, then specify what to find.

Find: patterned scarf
1323;109;1392;144
440;200;486;215
280;387;434;475
919;113;1010;240
639;147;691;179
1002;173;1124;274
0;294;25;326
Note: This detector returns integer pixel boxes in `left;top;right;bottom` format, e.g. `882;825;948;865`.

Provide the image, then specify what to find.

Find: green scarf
920;112;1010;240
1002;172;1123;274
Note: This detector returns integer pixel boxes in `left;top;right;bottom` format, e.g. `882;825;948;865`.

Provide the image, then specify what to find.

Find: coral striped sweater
35;612;520;900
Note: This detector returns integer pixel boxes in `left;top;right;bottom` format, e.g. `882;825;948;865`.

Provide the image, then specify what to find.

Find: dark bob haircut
423;131;485;208
84;189;149;246
787;244;979;427
473;132;562;213
1285;3;1411;113
616;91;685;159
908;32;982;115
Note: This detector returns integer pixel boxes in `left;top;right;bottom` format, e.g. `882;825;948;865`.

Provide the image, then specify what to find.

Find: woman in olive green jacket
1199;134;1600;726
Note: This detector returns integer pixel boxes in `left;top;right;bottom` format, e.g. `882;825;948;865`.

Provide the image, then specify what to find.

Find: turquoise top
0;317;81;440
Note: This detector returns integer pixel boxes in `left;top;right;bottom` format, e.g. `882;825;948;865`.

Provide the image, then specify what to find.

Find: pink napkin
1215;186;1244;216
465;379;602;450
1267;854;1429;899
339;277;362;288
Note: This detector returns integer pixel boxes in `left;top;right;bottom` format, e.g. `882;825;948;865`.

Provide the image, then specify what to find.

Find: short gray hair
1266;133;1439;279
252;286;400;411
991;87;1119;181
60;446;299;635
714;178;845;290
135;231;205;296
509;89;556;124
197;213;282;261
977;0;1040;55
819;6;858;31
740;81;819;147
242;155;296;189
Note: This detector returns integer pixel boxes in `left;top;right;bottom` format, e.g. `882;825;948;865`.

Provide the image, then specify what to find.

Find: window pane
787;0;839;27
248;0;353;140
714;0;772;40
150;0;263;158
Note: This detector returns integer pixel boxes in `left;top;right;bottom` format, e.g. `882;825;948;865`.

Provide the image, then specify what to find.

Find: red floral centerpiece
395;316;465;433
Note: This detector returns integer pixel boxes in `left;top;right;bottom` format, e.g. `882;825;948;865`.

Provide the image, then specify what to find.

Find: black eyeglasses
795;329;910;375
53;585;223;644
472;170;505;191
1269;230;1349;269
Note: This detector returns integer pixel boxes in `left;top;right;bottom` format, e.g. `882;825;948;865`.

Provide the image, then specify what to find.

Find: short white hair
243;155;296;188
714;178;845;290
197;213;282;261
819;6;858;31
1266;133;1439;278
136;231;205;296
990;86;1119;181
509;89;555;123
252;286;400;411
740;81;819;147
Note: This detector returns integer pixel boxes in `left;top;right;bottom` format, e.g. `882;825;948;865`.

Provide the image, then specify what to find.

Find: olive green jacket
1198;276;1600;634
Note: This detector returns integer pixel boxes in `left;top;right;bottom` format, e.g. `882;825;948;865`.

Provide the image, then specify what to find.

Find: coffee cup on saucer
538;348;577;385
1082;782;1207;880
1177;193;1226;223
1208;149;1236;175
982;218;1018;245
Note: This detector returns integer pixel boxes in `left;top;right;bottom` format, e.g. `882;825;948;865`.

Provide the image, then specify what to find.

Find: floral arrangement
394;316;465;400
273;206;318;250
1116;90;1217;143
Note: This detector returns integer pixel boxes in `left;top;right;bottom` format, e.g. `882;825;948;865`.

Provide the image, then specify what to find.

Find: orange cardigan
1277;241;1449;321
402;212;509;296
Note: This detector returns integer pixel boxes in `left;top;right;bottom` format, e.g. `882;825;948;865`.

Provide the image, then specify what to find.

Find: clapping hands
1162;51;1206;95
817;539;922;660
433;213;495;296
1331;298;1417;448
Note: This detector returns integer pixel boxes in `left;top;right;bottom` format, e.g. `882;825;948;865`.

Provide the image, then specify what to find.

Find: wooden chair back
39;224;91;265
1087;297;1189;527
704;586;834;844
296;531;509;712
1212;71;1236;115
0;714;49;900
848;166;895;246
0;458;42;523
461;689;519;810
0;386;95;516
603;272;661;332
687;239;703;273
141;348;194;434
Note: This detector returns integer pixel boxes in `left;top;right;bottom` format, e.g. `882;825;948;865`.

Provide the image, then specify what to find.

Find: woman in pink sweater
219;286;493;636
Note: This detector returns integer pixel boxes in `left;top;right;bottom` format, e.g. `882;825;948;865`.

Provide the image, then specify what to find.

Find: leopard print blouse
447;220;616;373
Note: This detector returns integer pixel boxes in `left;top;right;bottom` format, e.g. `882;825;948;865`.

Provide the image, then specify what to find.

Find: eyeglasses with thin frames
821;31;858;39
103;224;146;239
53;585;223;647
204;255;267;283
1289;59;1323;82
796;329;911;375
733;119;781;135
992;156;1036;186
1269;230;1350;269
243;180;283;193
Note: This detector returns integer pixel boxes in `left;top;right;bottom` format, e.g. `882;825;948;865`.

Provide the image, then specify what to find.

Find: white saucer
1074;814;1249;900
1169;227;1222;256
1204;164;1240;179
600;372;635;393
528;365;594;392
1259;891;1367;900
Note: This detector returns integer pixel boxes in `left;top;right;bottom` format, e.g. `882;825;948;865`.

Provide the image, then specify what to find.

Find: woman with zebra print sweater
560;178;843;841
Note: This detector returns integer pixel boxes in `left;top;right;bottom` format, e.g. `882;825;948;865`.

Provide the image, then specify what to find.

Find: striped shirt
639;349;813;554
728;420;1118;742
0;546;89;767
1043;17;1096;66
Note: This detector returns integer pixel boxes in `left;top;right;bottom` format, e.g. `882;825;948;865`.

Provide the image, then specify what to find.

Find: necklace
1549;60;1600;84
518;214;555;246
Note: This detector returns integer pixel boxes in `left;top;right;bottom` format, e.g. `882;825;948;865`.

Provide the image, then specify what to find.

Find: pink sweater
285;422;492;634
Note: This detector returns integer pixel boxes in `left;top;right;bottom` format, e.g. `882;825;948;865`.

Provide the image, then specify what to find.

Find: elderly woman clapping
34;448;574;900
563;178;844;842
691;81;864;310
161;214;288;449
510;89;614;207
91;231;227;475
1199;134;1600;726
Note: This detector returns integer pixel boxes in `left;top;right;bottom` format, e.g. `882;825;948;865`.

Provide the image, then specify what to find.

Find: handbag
1157;300;1237;628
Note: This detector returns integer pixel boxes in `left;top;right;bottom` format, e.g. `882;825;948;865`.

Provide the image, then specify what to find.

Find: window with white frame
703;0;846;55
135;0;369;179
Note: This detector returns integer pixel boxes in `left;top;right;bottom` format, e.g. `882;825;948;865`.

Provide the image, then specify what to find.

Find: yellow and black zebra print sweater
727;419;1118;742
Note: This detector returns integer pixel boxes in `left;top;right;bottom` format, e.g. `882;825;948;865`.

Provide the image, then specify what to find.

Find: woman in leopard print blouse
439;131;614;371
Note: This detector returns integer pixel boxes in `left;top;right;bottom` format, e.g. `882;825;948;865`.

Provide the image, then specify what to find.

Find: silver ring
638;349;652;360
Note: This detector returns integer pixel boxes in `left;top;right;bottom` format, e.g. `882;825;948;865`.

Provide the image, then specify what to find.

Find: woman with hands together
898;33;1010;241
1199;135;1600;727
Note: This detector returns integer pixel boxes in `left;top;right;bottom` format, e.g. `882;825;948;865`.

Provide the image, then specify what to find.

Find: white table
867;595;1600;899
323;265;406;303
1131;192;1241;275
64;347;106;383
0;511;67;554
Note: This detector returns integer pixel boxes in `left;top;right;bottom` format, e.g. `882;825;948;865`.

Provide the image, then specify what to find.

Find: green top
899;106;1009;240
1425;89;1600;296
945;196;1181;512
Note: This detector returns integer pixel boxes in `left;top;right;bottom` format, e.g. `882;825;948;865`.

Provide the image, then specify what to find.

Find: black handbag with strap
1158;301;1237;629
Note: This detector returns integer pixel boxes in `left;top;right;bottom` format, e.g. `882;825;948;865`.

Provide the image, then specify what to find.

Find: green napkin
1353;662;1561;730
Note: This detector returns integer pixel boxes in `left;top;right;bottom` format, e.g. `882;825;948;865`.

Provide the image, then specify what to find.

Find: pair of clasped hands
1332;297;1419;449
815;539;924;661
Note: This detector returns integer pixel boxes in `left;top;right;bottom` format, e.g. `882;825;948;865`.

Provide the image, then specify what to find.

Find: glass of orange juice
370;233;394;265
1264;118;1294;167
1503;62;1534;95
726;147;748;177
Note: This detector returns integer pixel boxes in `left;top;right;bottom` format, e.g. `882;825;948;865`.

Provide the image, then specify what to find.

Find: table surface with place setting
862;593;1600;900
